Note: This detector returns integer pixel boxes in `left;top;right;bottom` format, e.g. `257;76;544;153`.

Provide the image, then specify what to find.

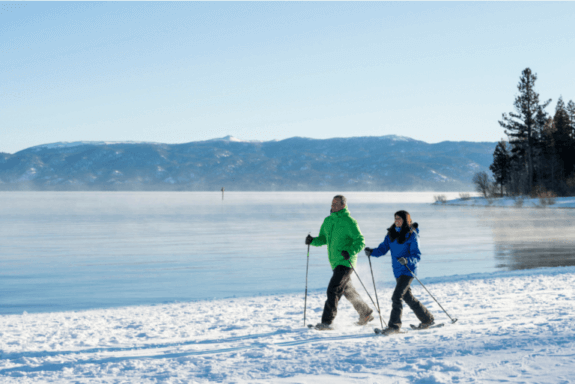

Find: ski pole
367;255;386;329
348;260;385;324
303;236;311;327
403;262;458;324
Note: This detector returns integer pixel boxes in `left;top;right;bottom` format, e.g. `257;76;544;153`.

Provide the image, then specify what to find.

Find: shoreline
435;195;575;209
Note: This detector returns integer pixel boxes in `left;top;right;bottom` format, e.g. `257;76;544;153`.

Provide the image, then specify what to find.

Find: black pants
321;265;372;325
389;275;434;330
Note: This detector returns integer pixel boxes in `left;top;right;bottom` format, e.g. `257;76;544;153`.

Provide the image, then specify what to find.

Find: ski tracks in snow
1;267;575;383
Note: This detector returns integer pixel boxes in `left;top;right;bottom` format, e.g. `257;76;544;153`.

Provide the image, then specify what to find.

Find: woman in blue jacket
365;210;434;335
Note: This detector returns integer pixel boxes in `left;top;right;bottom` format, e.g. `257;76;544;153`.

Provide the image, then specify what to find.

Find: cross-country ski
410;322;445;330
374;327;406;336
308;323;334;331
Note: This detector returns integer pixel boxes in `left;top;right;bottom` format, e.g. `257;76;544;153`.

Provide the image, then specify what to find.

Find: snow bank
2;266;575;383
437;195;575;209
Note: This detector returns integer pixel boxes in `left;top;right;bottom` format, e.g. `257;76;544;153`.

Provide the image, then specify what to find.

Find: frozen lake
1;191;575;315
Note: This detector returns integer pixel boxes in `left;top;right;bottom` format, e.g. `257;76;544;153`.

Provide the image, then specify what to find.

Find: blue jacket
371;227;421;278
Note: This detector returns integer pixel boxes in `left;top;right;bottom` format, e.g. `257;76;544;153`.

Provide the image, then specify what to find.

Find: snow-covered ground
2;266;575;383
438;195;575;208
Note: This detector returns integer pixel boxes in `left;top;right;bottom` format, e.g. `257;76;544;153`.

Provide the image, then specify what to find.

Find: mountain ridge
0;136;496;191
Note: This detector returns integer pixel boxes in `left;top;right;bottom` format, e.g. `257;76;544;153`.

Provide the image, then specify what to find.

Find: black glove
364;247;373;257
411;222;419;230
398;257;407;265
305;235;314;245
341;250;350;260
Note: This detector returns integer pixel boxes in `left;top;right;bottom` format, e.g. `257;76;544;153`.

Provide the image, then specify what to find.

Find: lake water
1;191;575;315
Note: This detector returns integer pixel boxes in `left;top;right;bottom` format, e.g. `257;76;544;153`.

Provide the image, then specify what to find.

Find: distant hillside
0;136;496;191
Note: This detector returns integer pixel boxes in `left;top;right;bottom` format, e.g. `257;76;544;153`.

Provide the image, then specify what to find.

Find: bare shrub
434;195;447;204
459;193;471;200
533;186;557;206
472;172;492;198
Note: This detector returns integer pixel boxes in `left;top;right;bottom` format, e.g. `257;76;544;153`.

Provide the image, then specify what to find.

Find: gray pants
321;265;372;324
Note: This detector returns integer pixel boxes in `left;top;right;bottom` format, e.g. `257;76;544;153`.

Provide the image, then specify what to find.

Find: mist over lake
1;191;574;315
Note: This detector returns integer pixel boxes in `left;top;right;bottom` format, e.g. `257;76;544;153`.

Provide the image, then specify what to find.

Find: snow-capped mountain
202;135;265;143
0;136;497;191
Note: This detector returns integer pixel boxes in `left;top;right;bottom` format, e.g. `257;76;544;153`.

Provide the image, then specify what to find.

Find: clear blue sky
2;2;574;154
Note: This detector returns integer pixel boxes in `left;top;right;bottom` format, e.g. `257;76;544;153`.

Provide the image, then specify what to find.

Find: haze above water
1;192;575;315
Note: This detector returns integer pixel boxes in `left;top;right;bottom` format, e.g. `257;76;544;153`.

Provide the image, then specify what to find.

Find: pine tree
532;105;550;187
552;96;575;180
499;68;551;194
539;116;559;190
490;140;511;196
567;99;575;137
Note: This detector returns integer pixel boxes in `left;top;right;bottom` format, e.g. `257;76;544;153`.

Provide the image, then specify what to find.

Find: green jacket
311;207;365;270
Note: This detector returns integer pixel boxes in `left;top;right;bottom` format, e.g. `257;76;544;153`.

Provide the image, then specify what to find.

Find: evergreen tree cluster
490;68;575;197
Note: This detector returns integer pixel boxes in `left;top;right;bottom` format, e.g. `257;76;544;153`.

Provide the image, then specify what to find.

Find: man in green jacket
305;195;374;330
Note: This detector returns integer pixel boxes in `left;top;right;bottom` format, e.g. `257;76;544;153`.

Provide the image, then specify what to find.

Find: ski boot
356;311;375;326
410;320;435;330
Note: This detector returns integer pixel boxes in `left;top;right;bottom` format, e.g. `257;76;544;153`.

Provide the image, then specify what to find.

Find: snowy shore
436;195;575;209
2;266;575;383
